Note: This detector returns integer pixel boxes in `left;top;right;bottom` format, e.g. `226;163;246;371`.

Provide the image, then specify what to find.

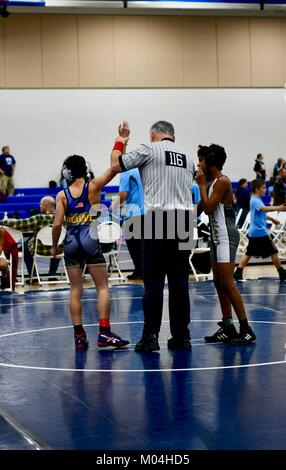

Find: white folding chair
97;221;125;282
235;208;242;227
30;226;69;285
189;227;212;281
2;226;25;286
269;212;286;258
237;212;251;256
189;248;212;281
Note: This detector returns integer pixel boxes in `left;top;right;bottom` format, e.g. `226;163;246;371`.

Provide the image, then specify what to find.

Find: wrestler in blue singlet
64;181;105;267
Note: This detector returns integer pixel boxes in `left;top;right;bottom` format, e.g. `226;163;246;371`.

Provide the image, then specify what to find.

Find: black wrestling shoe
229;326;256;345
204;322;238;343
233;268;243;281
279;267;286;282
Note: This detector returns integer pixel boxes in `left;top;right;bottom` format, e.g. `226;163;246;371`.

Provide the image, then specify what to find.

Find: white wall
0;88;286;187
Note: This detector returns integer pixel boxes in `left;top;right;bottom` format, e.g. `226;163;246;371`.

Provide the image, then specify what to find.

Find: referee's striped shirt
120;138;195;211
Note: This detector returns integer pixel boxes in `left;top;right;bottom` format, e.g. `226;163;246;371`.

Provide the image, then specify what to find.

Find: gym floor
0;277;286;451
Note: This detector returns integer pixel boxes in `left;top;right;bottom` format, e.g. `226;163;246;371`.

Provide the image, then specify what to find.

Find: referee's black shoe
167;337;192;351
135;334;160;353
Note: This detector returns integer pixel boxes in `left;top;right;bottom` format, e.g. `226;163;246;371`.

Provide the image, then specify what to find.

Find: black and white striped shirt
120;139;195;211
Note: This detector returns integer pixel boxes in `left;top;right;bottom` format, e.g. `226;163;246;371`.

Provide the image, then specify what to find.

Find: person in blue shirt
234;179;286;281
0;146;16;196
192;180;201;204
110;169;144;280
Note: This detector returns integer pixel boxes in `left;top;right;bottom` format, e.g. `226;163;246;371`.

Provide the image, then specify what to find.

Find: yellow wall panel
217;18;251;87
250;18;283;87
281;19;286;86
147;17;183;87
4;15;42;88
42;15;79;87
182;17;218;87
78;15;114;88
0;20;5;87
114;16;148;88
1;14;286;89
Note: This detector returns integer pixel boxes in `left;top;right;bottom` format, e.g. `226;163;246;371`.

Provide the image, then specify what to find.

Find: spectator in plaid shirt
1;196;63;279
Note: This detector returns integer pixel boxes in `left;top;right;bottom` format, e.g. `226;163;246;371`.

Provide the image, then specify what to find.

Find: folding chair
97;221;125;282
30;226;69;285
270;211;286;259
235;208;242;227
2;226;25;286
237;212;251;256
189;226;212;281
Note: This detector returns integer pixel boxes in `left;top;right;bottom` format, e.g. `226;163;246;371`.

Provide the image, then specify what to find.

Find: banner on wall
130;0;286;3
0;1;45;6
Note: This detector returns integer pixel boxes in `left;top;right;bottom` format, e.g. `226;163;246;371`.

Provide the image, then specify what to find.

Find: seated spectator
235;179;250;228
0;227;18;290
0;196;63;281
49;180;58;189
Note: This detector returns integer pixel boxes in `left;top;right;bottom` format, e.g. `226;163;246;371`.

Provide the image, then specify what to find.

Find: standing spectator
111;120;195;352
0;146;16;196
1;196;62;280
273;168;286;206
273;158;284;178
235;179;250;228
0;227;18;290
268;176;275;203
110;168;144;280
253;153;266;180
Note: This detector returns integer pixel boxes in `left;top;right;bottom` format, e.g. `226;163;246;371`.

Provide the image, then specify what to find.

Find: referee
111;120;195;352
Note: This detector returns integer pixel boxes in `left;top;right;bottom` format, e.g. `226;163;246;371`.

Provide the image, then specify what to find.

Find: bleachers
0;186;116;219
13;187;61;196
0;181;273;220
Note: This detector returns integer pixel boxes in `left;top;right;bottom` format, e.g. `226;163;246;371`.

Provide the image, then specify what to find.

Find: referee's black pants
142;238;191;340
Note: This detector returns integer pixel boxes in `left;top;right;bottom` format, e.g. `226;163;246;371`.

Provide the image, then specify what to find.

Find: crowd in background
234;155;286;223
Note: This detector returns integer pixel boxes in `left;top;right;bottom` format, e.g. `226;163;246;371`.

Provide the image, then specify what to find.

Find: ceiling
2;0;286;17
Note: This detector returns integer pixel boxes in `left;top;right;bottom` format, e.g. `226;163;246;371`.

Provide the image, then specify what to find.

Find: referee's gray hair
150;121;175;137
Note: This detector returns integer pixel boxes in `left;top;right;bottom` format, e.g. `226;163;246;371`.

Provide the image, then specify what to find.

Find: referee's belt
66;212;101;225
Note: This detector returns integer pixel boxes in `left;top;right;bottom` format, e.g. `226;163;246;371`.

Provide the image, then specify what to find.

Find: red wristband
113;141;124;153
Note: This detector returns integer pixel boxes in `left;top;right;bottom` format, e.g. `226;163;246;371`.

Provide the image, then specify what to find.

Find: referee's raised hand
118;120;130;138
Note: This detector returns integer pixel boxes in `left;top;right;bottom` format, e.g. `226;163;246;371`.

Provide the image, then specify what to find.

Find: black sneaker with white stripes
229;326;256;345
204;321;238;343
